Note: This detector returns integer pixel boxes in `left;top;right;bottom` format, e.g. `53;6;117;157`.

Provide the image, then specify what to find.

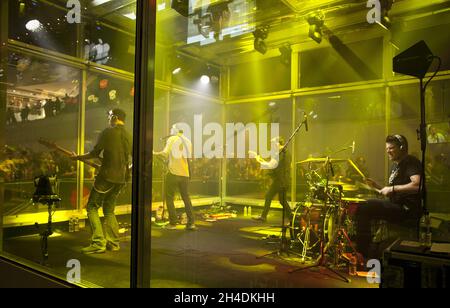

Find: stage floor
4;209;378;288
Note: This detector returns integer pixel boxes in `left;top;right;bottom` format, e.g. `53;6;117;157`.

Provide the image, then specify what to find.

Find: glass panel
295;89;386;201
300;38;383;88
390;80;450;214
2;51;82;272
168;94;221;200
225;99;292;202
230;57;291;96
392;20;450;73
1;0;137;288
4;52;79;213
9;0;78;56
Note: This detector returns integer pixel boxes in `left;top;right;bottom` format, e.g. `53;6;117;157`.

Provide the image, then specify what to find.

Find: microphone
351;141;355;154
304;114;308;132
160;135;171;141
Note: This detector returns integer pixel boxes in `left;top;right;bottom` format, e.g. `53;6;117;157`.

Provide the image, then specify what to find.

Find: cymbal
297;157;349;164
328;181;358;191
342;197;367;203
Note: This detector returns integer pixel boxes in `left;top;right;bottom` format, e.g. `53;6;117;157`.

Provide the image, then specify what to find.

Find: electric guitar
38;138;101;170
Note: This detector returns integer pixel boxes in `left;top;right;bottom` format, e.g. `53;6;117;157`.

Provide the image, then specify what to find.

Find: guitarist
250;137;292;224
71;108;132;254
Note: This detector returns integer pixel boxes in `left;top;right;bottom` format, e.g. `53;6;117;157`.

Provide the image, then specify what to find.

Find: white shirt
161;133;192;177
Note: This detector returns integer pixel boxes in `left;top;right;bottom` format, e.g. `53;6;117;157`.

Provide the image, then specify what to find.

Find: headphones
394;134;405;150
108;110;118;122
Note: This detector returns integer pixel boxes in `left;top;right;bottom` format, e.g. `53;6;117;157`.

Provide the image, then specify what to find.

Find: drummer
355;135;422;259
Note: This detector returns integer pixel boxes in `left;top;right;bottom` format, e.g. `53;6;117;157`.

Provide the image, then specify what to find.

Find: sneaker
252;216;267;222
81;245;106;254
185;224;198;231
106;243;120;252
165;224;178;230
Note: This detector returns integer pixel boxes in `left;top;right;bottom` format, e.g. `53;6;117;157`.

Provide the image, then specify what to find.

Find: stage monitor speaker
393;40;434;79
171;0;190;17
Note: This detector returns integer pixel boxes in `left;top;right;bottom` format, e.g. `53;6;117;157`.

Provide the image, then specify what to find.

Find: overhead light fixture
92;0;111;6
279;45;291;66
25;19;43;32
193;13;213;39
200;75;210;84
206;1;232;40
19;0;26;15
376;0;394;30
172;67;182;75
307;11;324;44
253;27;269;55
123;12;136;20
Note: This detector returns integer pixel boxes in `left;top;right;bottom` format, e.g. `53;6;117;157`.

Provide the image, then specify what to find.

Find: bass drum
290;202;340;256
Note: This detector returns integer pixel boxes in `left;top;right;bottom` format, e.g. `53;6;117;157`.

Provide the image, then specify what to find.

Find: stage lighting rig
279;45;292;66
307;11;325;44
253;26;269;55
378;0;394;30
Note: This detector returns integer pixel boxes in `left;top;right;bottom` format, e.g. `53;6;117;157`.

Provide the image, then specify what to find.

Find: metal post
130;0;156;288
0;0;9;251
383;34;393;181
77;70;87;212
220;66;229;204
290;50;299;205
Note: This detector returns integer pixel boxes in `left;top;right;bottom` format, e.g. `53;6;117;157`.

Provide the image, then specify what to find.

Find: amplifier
381;239;450;288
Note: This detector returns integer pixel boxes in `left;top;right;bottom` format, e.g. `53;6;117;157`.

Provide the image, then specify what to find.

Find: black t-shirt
388;155;421;209
90;125;132;184
269;150;290;187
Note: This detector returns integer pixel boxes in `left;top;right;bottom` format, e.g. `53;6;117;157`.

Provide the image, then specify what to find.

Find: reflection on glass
427;123;448;144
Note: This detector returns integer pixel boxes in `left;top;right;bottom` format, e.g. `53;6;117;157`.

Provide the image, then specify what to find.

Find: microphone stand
258;117;308;259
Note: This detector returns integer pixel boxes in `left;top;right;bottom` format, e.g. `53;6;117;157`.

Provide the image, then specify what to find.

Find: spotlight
19;1;26;16
26;19;43;32
279;45;291;66
253;27;269;55
172;67;182;75
200;75;210;84
193;13;213;39
377;0;394;30
307;12;324;44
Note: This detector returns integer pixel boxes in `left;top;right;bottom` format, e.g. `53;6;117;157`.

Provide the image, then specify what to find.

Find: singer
153;125;197;231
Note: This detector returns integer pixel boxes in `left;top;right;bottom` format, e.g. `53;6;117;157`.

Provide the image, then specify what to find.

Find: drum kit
288;157;368;269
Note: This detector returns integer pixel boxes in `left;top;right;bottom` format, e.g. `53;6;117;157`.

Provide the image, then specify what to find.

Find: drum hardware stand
289;158;351;283
328;206;360;268
257;205;303;259
294;203;320;263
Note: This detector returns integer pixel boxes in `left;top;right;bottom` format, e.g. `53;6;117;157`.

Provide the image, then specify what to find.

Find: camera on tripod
33;175;61;205
33;175;61;265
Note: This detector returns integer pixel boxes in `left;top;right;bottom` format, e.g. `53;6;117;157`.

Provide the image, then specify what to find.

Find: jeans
355;198;419;257
260;180;292;219
165;173;195;225
86;180;124;248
